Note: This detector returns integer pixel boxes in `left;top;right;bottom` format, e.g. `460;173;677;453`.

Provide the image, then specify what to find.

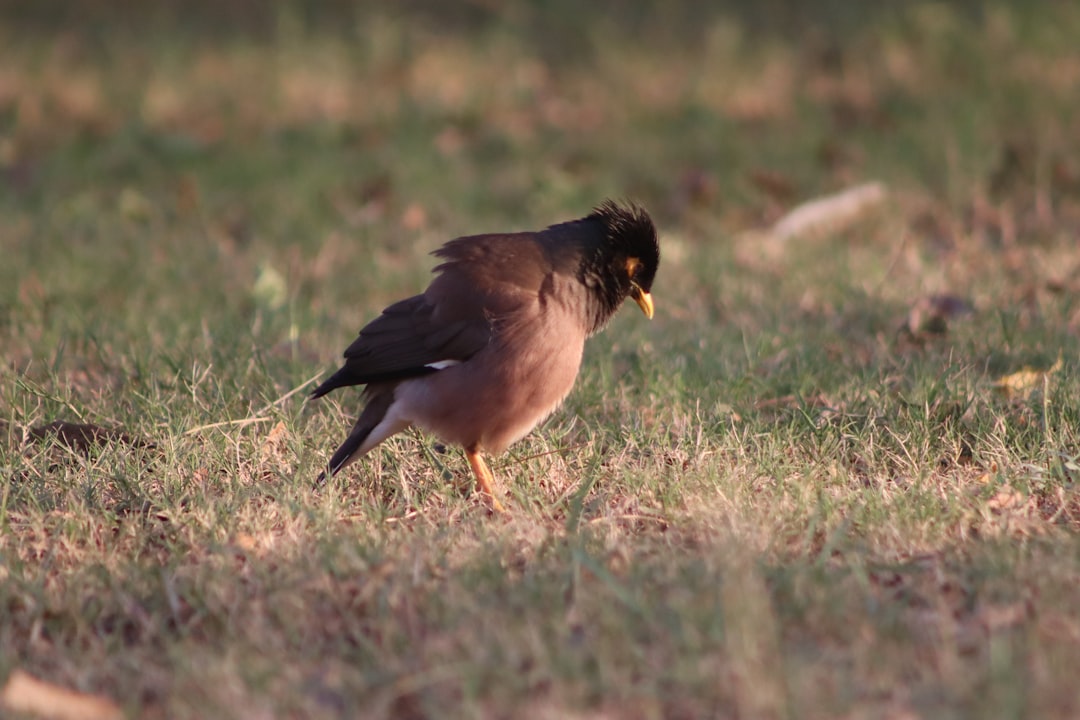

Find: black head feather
588;199;659;290
566;199;660;332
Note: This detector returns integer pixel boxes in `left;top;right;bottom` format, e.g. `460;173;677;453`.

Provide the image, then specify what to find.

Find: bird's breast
394;298;587;455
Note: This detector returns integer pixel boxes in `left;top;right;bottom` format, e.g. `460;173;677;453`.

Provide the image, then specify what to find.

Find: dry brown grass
3;2;1080;717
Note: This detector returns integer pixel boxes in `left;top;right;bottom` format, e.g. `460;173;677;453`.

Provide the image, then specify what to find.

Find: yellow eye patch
625;256;642;278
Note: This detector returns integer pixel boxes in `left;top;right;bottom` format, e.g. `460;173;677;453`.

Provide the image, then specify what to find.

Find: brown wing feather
311;293;490;397
312;231;562;399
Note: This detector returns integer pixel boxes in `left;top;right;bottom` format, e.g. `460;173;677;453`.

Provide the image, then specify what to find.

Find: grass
2;1;1080;717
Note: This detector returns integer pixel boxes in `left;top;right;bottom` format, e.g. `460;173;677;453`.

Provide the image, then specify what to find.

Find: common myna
311;200;659;512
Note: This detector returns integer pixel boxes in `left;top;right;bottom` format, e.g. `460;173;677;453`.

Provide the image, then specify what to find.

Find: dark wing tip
310;368;348;399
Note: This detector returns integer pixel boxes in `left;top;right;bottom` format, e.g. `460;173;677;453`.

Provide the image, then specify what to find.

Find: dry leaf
26;421;154;455
906;294;973;335
260;420;288;449
987;488;1027;512
258;421;293;475
738;181;889;264
992;355;1063;399
233;532;258;552
259;421;289;459
769;181;887;243
982;488;1044;537
0;670;123;720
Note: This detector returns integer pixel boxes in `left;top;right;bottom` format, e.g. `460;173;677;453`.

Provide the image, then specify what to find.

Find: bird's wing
311;233;548;399
310;290;494;398
314;291;489;389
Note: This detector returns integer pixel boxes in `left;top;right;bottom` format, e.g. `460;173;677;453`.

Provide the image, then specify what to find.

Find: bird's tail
315;386;402;484
315;432;364;485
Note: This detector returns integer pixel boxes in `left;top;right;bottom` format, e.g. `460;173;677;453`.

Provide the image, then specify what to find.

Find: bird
310;199;660;512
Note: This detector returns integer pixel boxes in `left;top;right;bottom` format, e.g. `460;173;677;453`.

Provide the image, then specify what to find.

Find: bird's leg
465;445;507;514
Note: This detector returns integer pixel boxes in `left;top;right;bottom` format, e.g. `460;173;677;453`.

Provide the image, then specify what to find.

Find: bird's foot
466;447;509;515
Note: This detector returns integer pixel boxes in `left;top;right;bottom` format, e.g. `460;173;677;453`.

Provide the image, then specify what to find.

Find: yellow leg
466;446;507;514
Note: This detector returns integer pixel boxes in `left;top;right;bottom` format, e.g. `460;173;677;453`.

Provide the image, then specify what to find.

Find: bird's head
584;199;660;325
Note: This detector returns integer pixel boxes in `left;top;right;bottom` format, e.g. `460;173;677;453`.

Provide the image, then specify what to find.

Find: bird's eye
625;256;642;280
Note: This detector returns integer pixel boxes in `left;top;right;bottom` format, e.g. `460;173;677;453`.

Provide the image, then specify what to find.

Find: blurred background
1;0;1078;377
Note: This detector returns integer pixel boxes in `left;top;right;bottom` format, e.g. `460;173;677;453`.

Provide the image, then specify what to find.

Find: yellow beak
631;285;654;319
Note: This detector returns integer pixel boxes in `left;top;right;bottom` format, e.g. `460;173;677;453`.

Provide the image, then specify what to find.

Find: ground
2;2;1080;718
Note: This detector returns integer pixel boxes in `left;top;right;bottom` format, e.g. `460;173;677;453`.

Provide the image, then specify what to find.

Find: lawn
2;2;1080;717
